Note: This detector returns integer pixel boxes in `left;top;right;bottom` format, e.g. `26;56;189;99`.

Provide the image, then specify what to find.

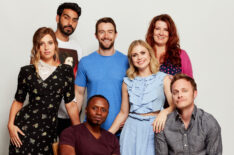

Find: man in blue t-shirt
75;17;129;131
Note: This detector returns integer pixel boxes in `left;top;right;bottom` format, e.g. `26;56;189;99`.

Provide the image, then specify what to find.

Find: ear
193;90;197;99
114;32;118;39
56;15;59;23
95;33;98;39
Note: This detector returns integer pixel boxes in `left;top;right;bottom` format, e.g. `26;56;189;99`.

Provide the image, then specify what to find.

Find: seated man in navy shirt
59;95;120;155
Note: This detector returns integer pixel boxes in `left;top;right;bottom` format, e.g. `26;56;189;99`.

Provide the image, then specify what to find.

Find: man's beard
58;22;74;36
99;41;115;50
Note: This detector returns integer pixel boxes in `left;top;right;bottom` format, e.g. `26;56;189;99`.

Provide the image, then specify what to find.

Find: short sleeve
14;67;28;103
59;127;76;147
75;59;87;87
112;136;120;155
180;50;193;78
64;66;75;104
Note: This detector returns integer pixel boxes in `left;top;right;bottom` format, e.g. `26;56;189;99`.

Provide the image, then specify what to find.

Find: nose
96;108;102;115
178;91;182;98
44;43;48;50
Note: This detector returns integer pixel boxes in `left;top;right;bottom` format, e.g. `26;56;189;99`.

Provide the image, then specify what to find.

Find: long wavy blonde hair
126;40;160;79
30;27;59;73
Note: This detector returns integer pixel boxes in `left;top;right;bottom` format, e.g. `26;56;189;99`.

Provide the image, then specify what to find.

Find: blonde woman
8;27;79;154
109;40;174;155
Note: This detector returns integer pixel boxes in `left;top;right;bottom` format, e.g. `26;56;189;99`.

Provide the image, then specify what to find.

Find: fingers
153;117;166;133
9;126;24;148
18;128;25;136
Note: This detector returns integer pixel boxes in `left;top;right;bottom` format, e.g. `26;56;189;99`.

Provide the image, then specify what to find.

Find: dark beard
58;22;74;36
99;41;114;50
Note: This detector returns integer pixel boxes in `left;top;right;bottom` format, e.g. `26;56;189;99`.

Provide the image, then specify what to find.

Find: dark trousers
57;118;71;137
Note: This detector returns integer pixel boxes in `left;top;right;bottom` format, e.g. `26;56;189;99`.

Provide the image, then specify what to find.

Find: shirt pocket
189;134;206;152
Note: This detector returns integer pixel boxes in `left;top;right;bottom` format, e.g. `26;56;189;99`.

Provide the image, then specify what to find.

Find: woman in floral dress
8;27;79;154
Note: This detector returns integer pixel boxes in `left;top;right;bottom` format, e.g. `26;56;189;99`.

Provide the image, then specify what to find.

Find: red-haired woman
146;14;193;77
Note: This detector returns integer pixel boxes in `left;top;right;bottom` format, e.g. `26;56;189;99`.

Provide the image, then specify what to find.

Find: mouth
44;51;51;55
137;60;145;65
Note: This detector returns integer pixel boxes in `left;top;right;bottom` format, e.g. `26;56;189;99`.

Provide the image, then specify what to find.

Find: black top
9;64;74;155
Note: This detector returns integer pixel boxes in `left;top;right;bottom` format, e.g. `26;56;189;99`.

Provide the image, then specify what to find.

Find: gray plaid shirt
155;105;222;155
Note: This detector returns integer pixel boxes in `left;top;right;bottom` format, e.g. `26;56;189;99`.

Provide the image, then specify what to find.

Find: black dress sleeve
63;65;75;104
14;67;28;103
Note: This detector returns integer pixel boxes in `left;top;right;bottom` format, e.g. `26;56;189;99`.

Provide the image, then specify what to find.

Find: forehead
88;97;109;108
97;23;115;31
131;45;148;54
155;20;168;28
41;34;53;41
172;79;193;90
62;9;78;18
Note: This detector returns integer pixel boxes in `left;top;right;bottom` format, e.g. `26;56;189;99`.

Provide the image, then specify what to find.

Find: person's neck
55;29;69;42
40;58;58;66
154;45;166;63
97;47;115;56
178;103;195;129
84;122;101;139
137;67;152;77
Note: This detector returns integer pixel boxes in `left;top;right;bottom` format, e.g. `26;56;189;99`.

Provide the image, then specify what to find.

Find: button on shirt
155;106;222;155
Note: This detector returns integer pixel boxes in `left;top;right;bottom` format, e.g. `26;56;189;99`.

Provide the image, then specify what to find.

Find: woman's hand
153;109;168;133
8;124;25;148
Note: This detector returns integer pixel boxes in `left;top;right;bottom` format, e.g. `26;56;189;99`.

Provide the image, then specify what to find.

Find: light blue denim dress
120;72;167;155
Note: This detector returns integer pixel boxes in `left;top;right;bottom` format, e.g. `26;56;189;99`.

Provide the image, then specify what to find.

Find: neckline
36;64;62;83
83;124;103;141
95;50;117;57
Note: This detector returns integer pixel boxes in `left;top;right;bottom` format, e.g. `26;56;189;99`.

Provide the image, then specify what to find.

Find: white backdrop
1;0;233;154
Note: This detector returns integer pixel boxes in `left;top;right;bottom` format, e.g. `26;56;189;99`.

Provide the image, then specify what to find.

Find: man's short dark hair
95;17;117;35
170;74;197;92
87;95;109;107
57;2;81;17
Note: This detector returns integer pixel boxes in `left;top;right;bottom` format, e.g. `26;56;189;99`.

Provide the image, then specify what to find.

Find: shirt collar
175;105;197;121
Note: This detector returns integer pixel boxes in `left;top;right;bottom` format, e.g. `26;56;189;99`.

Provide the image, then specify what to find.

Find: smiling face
153;20;169;47
131;45;151;71
39;34;56;62
172;79;197;110
86;97;109;126
57;9;79;36
96;22;117;50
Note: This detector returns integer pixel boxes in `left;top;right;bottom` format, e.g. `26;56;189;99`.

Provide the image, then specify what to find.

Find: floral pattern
9;64;74;155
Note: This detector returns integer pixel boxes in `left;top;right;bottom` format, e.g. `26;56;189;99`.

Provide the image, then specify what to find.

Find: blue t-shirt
75;51;129;130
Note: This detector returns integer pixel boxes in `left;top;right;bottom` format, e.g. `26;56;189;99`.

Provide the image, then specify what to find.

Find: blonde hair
126;40;160;79
30;27;59;73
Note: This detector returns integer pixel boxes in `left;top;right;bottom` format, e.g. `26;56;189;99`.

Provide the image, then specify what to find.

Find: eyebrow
63;13;78;20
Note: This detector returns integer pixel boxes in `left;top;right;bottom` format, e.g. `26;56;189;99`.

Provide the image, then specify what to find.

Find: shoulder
60;64;73;72
197;108;221;130
180;49;190;59
115;51;128;60
80;51;97;62
21;64;34;71
164;110;177;128
102;129;119;142
61;123;84;137
19;65;35;75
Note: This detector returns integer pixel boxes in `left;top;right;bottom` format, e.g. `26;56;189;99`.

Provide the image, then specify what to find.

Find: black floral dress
9;64;75;155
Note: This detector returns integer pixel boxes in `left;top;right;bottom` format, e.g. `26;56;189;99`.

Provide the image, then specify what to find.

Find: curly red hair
146;14;181;66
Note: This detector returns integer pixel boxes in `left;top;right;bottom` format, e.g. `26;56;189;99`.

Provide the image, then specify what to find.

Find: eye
140;51;146;55
39;42;44;46
98;31;105;35
101;108;107;112
72;18;78;22
131;53;137;57
172;91;178;95
48;41;54;45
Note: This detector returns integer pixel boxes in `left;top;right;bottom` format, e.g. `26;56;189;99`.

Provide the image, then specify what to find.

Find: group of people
7;2;222;155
